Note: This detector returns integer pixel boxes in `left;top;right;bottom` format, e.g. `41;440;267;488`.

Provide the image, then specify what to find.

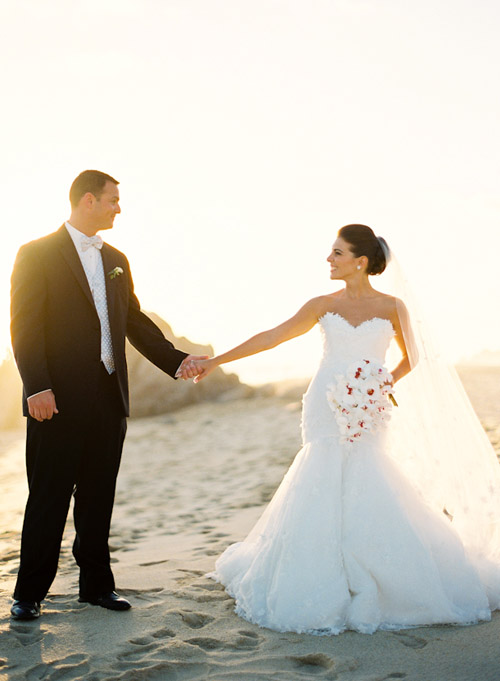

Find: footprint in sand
123;587;164;603
9;624;44;647
117;635;172;666
231;630;263;650
237;630;260;638
131;529;147;539
186;630;262;653
292;653;336;670
117;643;158;662
176;569;204;577
45;595;88;614
290;653;359;679
0;548;20;564
138;559;169;567
179;611;215;629
26;654;89;681
129;636;154;646
195;580;224;592
151;628;176;639
391;631;428;649
178;587;231;604
186;637;224;651
174;574;230;603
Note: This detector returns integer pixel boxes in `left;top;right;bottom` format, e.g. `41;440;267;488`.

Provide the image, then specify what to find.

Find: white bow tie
81;235;103;252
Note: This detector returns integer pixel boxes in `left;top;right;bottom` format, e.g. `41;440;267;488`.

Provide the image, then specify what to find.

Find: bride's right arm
189;297;325;382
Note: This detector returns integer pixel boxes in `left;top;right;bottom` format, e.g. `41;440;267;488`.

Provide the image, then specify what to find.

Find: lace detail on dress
318;313;395;368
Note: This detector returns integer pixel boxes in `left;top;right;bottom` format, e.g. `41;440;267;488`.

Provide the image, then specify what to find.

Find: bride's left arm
185;297;325;382
390;299;414;384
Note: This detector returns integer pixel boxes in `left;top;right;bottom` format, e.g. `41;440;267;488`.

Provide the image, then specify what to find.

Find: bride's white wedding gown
210;312;499;635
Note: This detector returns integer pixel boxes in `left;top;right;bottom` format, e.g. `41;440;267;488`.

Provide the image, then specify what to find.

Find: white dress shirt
65;221;101;277
65;222;115;374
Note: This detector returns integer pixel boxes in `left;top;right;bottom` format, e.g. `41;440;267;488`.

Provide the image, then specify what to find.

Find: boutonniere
108;266;124;280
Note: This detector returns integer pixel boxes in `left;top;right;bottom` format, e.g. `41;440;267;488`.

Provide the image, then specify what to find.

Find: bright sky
1;0;499;384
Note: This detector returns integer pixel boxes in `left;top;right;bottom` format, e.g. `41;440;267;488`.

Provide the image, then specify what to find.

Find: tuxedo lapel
56;226;96;310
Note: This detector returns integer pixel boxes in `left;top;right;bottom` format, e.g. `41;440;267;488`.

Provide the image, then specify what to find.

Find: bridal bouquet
326;359;396;445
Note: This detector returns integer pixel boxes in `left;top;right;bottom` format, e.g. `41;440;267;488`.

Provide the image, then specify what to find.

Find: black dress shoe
10;600;41;620
79;591;131;611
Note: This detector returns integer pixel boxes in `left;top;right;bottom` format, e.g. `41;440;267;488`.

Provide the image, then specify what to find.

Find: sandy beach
1;369;500;681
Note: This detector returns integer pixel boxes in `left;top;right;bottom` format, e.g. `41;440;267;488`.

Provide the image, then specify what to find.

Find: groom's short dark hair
70;170;119;207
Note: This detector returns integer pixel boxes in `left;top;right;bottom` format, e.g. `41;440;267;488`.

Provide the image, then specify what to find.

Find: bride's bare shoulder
309;292;343;315
383;294;408;315
372;292;405;310
372;294;409;331
295;294;341;322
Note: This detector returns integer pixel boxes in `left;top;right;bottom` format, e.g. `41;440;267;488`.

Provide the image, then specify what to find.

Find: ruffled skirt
210;433;494;635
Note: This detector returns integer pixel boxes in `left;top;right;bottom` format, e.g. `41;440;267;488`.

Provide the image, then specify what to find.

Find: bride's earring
357;265;361;270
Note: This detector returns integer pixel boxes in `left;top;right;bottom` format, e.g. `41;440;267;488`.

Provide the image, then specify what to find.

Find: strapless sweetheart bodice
301;313;395;443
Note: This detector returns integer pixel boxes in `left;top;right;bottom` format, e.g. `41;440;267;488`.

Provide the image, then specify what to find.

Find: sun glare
1;1;499;382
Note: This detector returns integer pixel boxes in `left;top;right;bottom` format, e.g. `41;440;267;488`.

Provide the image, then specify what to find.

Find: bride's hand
192;358;218;383
383;378;398;406
176;354;209;380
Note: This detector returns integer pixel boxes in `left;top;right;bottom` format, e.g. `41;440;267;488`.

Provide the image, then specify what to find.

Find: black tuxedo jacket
11;225;188;419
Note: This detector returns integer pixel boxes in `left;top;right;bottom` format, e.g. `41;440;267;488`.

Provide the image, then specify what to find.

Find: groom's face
92;181;121;231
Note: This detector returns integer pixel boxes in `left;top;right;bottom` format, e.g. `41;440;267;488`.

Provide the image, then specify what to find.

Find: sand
1;370;500;681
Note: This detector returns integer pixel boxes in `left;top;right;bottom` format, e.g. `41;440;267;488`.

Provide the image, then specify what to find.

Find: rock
126;312;254;417
0;354;23;430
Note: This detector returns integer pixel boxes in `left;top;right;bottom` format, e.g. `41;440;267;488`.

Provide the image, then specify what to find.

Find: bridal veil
383;252;500;604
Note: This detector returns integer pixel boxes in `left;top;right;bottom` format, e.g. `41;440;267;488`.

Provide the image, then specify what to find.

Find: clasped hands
176;355;216;383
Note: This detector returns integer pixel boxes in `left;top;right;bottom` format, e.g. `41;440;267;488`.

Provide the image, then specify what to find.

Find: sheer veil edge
383;254;500;599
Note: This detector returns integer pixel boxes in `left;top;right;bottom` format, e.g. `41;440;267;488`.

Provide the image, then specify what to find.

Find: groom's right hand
27;390;59;422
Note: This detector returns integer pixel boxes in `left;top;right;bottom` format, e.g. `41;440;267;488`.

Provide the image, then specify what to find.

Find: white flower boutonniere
108;266;124;280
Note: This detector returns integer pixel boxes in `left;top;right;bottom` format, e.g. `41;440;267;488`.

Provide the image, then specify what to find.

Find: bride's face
327;237;359;280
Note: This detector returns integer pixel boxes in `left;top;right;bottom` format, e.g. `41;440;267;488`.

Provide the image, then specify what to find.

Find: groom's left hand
176;354;209;380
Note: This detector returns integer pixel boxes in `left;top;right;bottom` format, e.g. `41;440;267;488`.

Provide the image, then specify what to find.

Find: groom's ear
80;192;97;210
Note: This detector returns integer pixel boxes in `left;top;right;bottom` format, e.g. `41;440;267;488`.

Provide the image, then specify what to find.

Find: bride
185;224;500;635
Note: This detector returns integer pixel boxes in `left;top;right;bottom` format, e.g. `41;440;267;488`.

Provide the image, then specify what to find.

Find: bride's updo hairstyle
338;224;390;276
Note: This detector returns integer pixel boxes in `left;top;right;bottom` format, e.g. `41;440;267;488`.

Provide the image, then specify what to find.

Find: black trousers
14;366;127;602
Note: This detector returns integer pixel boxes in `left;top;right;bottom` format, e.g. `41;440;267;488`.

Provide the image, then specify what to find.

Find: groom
10;170;203;620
